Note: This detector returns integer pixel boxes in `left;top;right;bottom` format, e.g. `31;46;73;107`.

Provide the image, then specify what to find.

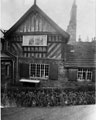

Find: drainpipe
12;60;15;84
16;55;19;83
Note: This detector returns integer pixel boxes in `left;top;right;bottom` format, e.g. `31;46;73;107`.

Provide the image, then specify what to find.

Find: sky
0;0;96;41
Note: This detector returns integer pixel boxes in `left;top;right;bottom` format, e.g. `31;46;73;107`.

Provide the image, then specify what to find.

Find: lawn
1;105;96;120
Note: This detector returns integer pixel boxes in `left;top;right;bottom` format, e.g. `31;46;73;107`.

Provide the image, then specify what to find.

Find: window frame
77;68;92;81
29;63;49;79
23;46;47;58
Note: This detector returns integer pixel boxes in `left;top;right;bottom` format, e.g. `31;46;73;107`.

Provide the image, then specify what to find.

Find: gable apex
5;4;69;40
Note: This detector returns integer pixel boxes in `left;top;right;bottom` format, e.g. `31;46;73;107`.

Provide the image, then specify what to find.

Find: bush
1;87;95;107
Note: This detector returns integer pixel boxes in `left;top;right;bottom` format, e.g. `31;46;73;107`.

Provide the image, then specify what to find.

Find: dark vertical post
13;60;15;84
16;55;19;83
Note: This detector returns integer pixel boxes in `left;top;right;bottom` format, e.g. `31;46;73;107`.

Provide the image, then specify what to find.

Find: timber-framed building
1;1;96;88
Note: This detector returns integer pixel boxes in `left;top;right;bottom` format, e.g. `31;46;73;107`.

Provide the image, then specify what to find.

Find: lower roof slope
65;41;96;68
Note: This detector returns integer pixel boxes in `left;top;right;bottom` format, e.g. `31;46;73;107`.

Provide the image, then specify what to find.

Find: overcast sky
0;0;96;41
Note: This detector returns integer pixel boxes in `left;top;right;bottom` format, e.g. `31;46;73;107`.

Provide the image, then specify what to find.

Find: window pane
31;64;36;77
39;47;42;52
45;65;49;77
41;64;44;77
24;53;26;57
87;73;91;80
31;47;34;51
37;64;40;77
87;70;92;80
35;47;38;51
83;71;86;79
31;53;34;57
35;53;38;58
28;53;30;57
43;47;46;52
78;72;82;79
78;69;83;80
39;53;42;58
26;53;28;57
43;53;46;58
28;47;30;51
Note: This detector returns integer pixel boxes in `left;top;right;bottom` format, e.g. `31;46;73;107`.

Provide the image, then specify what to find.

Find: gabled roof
5;4;69;41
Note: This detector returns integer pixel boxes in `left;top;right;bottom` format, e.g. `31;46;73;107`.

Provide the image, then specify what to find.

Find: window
6;65;10;76
30;63;49;79
23;46;47;58
77;68;92;81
